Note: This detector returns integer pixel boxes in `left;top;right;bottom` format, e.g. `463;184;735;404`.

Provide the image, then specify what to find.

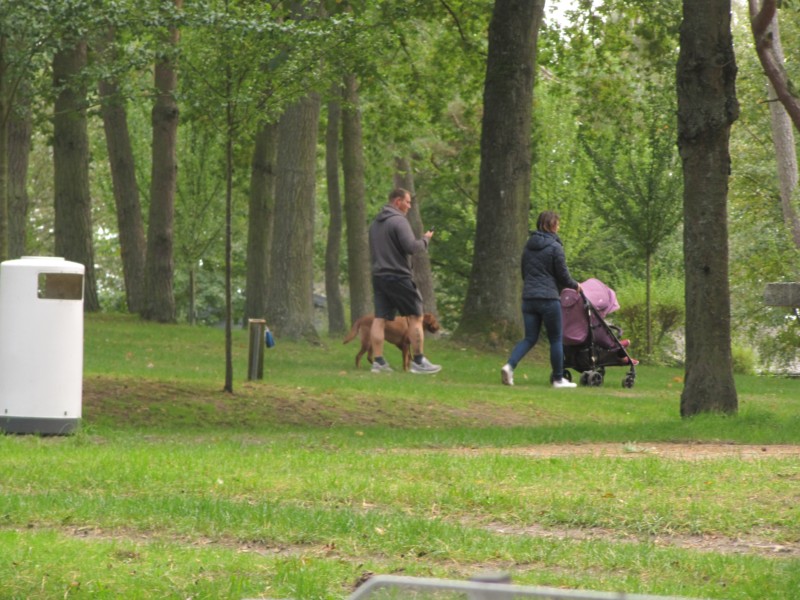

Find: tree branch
749;0;800;132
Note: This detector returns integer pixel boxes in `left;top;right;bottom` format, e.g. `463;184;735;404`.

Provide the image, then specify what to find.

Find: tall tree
98;27;147;314
394;156;438;317
325;89;346;336
143;0;182;323
677;0;739;416
341;73;372;324
457;0;546;343
267;93;322;342
52;39;100;311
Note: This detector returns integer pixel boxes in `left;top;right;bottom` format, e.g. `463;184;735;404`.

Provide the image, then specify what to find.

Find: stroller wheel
622;373;635;389
589;371;604;387
579;371;590;386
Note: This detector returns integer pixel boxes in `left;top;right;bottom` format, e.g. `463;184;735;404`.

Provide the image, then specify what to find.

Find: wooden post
247;319;266;380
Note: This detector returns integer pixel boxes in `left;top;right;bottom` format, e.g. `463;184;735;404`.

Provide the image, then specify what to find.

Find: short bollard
247;319;267;380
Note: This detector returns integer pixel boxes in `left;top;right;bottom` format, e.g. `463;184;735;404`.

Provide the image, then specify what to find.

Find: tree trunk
143;0;181;323
677;0;739;416
53;40;100;311
394;156;438;317
8;78;31;259
457;0;545;344
325;89;346;336
341;73;372;323
0;35;10;262
98;29;147;313
245;120;278;323
760;17;800;250
267;94;321;342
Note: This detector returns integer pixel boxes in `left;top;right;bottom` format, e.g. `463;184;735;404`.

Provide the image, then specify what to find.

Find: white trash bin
0;257;84;435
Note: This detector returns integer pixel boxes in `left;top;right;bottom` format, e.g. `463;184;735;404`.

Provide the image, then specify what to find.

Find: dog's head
422;312;441;334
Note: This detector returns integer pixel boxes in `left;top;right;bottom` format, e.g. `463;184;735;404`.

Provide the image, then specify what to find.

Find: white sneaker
410;356;442;374
501;364;514;386
371;361;393;373
552;378;577;389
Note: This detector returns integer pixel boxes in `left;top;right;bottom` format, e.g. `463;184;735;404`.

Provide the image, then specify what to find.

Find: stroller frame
562;290;637;389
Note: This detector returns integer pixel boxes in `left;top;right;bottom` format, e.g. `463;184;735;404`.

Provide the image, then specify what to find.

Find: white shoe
410;356;442;374
552;378;577;389
501;364;514;386
371;361;393;373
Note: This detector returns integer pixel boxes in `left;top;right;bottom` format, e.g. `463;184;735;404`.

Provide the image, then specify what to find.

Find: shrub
612;276;685;364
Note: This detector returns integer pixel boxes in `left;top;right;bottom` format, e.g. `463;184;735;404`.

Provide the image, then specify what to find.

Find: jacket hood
374;204;405;223
526;230;561;251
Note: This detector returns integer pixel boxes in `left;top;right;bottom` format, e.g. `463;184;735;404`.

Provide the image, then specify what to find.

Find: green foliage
731;343;758;375
613;276;685;363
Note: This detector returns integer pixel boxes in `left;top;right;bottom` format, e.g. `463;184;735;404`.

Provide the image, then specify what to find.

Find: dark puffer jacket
521;230;579;300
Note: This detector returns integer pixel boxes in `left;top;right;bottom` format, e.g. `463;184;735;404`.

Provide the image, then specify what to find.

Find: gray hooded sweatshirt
368;204;428;278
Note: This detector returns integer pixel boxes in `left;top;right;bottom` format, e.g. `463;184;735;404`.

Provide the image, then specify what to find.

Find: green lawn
0;313;798;599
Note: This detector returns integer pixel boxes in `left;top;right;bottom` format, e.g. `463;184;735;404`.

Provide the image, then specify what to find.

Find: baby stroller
560;278;636;388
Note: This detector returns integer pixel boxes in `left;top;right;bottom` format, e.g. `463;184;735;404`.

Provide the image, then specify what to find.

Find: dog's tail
342;319;361;345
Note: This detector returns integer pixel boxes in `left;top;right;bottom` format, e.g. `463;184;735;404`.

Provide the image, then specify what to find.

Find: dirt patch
482;521;800;558
442;442;800;460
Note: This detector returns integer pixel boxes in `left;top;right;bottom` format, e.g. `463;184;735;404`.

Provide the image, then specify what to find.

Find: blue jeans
507;298;565;379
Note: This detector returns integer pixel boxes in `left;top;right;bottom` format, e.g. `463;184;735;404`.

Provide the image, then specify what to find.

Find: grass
1;313;799;599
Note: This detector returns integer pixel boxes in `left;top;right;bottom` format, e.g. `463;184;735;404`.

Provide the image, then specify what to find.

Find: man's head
389;188;412;215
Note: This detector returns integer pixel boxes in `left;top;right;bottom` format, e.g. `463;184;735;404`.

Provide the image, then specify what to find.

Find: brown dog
343;313;441;371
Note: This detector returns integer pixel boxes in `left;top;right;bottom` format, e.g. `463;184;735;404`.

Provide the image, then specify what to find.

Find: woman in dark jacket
501;211;581;388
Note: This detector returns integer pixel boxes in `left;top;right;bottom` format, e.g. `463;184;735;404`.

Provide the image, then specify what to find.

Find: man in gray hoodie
367;188;441;374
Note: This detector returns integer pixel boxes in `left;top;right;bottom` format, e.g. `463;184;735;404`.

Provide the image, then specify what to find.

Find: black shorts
372;275;423;321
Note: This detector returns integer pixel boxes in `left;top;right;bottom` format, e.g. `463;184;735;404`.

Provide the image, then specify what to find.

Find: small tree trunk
760;17;800;250
341;73;372;323
394;157;438;317
53;40;100;311
325;90;346;336
98;28;147;313
245;120;278;322
8;83;32;259
143;0;182;323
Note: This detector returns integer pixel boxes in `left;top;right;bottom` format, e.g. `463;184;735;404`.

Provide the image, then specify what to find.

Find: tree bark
143;0;182;323
394;156;438;316
267;94;321;342
53;40;100;311
325;89;346;336
457;0;545;344
98;29;147;313
245;120;278;322
7;80;31;259
341;73;372;324
677;0;739;416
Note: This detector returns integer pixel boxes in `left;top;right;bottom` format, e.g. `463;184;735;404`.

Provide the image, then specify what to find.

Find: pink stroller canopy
580;278;620;318
561;278;621;346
